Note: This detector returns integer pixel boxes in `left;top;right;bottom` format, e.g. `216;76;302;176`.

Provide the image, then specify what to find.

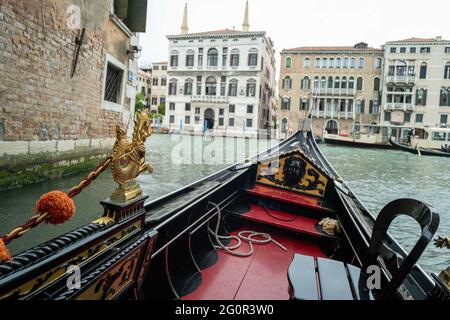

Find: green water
0;135;448;275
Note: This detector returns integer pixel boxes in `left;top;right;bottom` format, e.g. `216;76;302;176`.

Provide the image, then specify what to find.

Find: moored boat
323;124;392;149
0;115;449;300
389;137;450;158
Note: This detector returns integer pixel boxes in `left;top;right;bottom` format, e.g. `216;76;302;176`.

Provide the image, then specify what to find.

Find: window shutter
424;90;427;106
361;100;365;113
125;0;148;32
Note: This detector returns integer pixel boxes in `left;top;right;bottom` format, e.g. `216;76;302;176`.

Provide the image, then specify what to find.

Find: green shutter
126;0;148;32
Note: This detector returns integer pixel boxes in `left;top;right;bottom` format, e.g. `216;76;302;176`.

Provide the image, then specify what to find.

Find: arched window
285;57;292;68
343;58;349;68
420;62;428;79
315;58;321;68
349;77;355;89
205;76;217;95
327;76;333;89
301;76;310;90
334;77;340;89
356;77;363;91
320;76;327;89
350;58;356;68
358;57;365;69
283;76;292;90
281;97;291;110
396;60;407;76
329;58;335;68
304;57;310;69
336;58;342;68
281;118;288;133
207;48;219;66
354;121;361;132
341;76;347;89
374;77;381;91
322;58;328;68
313;76;319;89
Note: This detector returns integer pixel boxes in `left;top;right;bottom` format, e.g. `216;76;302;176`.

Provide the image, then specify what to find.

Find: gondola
389;137;450;158
0;128;448;301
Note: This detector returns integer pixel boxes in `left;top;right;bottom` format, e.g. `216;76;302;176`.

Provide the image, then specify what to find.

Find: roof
167;29;266;39
396;37;437;42
186;29;244;36
386;37;449;44
284;46;382;53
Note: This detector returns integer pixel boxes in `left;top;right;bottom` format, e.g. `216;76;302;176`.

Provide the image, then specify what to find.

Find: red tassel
0;239;11;263
35;191;76;225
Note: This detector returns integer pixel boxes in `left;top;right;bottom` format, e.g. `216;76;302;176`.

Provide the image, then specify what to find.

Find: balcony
385;103;413;112
312;88;356;97
311;110;356;119
191;95;229;104
386;75;416;84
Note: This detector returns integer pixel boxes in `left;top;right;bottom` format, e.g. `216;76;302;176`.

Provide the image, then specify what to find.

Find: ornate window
170;50;179;67
315;57;321;68
186;50;195;67
207;48;219;66
283;76;292;90
246;79;257;97
303;57;310;69
184;78;193;95
301;76;310;90
356;77;363;91
205;76;217;95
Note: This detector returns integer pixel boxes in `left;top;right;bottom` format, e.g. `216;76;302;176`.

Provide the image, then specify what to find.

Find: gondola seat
288;254;373;300
288;199;439;300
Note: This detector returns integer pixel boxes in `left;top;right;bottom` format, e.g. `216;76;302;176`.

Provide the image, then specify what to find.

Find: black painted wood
288;254;375;301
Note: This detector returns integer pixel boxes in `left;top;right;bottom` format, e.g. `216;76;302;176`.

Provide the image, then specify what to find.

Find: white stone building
381;37;450;138
164;2;277;138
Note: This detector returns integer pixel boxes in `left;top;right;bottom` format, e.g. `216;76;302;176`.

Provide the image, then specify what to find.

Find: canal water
0;135;448;275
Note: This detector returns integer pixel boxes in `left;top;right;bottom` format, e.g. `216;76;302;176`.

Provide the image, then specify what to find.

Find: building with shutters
277;43;383;138
380;37;450;139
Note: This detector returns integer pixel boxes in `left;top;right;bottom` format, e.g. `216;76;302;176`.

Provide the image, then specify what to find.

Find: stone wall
0;0;134;190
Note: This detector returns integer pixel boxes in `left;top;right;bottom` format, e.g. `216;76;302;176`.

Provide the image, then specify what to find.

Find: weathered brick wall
0;0;129;142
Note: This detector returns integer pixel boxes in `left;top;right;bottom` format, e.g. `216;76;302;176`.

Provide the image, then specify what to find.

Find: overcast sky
139;0;450;65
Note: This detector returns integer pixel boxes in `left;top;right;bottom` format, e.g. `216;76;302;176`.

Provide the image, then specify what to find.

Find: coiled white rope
208;202;287;257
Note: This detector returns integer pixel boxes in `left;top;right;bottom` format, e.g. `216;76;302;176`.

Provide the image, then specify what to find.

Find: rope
263;207;297;222
0;156;113;248
67;156;113;198
208;202;287;258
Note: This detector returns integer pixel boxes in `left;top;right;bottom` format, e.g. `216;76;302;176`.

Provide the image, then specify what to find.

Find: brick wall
0;0;130;142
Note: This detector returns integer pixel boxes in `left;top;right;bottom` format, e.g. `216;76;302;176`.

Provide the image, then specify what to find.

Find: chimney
181;3;189;35
242;0;250;32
